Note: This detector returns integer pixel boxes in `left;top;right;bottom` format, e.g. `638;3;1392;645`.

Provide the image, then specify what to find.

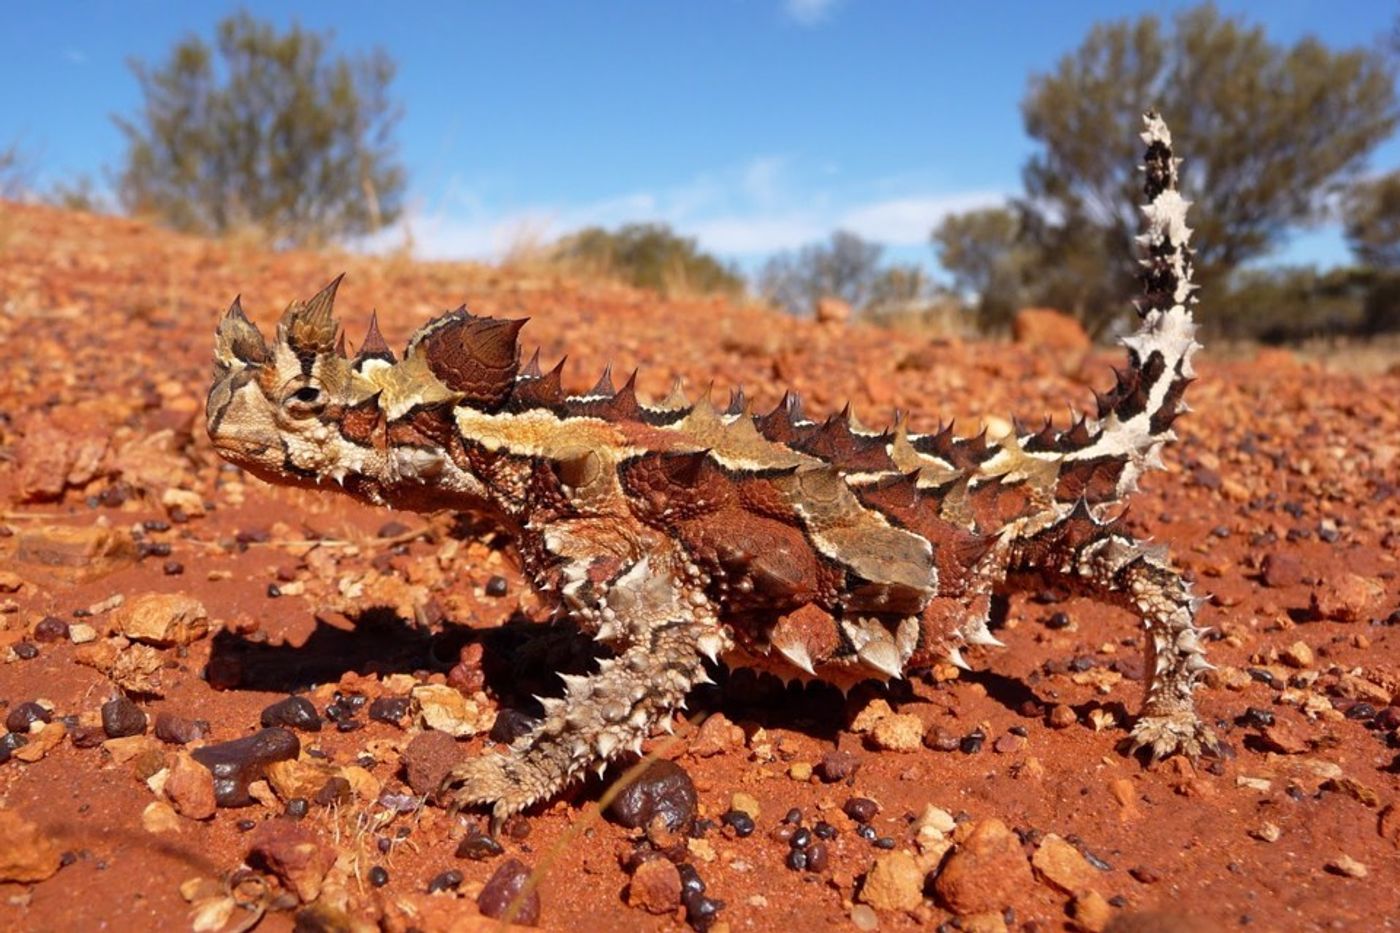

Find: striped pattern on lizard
205;111;1217;819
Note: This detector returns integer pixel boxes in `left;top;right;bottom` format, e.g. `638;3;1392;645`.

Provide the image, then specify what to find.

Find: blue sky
5;1;1397;275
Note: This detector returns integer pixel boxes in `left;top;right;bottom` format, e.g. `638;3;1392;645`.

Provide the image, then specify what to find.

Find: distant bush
115;11;404;246
551;223;745;298
1217;266;1371;343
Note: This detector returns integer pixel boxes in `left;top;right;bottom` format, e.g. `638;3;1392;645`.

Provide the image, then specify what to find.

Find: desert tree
115;11;405;246
758;230;885;315
939;3;1396;337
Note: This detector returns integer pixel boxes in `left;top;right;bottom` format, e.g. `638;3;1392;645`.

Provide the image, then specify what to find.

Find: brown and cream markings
207;112;1217;818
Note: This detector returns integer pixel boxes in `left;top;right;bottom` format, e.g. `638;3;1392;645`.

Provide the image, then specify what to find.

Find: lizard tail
1056;109;1202;499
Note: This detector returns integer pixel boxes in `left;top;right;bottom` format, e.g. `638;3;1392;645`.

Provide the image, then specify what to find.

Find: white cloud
361;154;1006;264
784;0;840;27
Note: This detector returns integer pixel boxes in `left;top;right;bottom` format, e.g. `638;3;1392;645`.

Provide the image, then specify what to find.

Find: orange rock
1012;308;1089;352
166;752;217;820
627;857;682;914
933;818;1032;915
1032;834;1098;894
1310;574;1384;623
0;808;61;883
246;820;335;903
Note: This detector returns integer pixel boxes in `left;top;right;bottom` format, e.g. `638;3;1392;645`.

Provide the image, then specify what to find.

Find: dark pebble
1247;668;1277;687
1345;703;1377;722
259;696;322;732
369;866;389;887
502;815;531;841
162;560;184;576
143;519;171;532
14;642;38;660
489;708;539;745
785;847;807;871
1130;866;1159;884
684;891;723;931
485;575;509;597
456;829;505;860
334;692;368;711
814;821;836;840
771;824;796;844
677;863;705;899
816;749;860;782
377;520;411;538
32;616;69;643
335;718;364;733
1;731;27;762
6;702;53;734
426;869;464;894
690;818;715;838
266;584;281;598
806;841;830;872
368;696;411;725
843;797;879;823
377;837;392;854
1045;611;1072;630
154;712;210;745
1373;707;1400;731
1083;848;1113;871
286;798;309;819
191;728;300;807
960;730;986;754
314;777;352;806
1238;707;1275;728
101;695;147;738
856;823;877;842
70;725;106;748
790;827;812;850
236;819;256;832
782;807;803;825
720;810;755;837
605;759;697;832
477;858;540;925
873;836;896;850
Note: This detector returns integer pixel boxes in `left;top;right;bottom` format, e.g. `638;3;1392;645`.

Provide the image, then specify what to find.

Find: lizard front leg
440;549;727;819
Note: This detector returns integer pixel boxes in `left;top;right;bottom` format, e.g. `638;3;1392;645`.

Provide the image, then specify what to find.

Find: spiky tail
1060;110;1202;496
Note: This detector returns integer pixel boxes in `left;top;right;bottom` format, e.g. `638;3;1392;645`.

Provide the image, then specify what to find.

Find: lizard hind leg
1012;510;1219;761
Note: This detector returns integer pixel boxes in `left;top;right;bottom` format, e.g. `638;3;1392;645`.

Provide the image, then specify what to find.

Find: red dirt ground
1;200;1398;932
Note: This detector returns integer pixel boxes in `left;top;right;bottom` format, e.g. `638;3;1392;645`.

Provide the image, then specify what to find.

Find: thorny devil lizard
206;112;1219;819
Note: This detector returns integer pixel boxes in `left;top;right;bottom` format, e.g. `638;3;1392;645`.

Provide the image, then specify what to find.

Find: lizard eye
282;384;327;418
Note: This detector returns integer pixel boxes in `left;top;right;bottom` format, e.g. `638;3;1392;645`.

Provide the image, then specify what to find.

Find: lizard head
206;276;526;505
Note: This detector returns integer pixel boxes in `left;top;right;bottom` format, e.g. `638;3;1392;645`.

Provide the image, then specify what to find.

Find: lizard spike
946;646;971;671
775;640;816;675
595;733;618;759
964;621;1005;648
857;637;903;679
629;737;645;755
659;376;690;410
589;364;616;397
521;347;542;378
595;762;609;779
560;673;591;693
697;632;725;663
726;385;747;416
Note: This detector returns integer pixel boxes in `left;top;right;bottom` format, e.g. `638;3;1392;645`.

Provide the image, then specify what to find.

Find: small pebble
485;575;509;597
162;560;184;576
843;797;879;823
477;858;540;925
368;696;410;725
235;819;256;832
785;847;807;871
782;807;803;825
720;810;755;837
851;903;879;931
259;696;322;732
813;821;836;840
790;827;812;850
101;695;147;738
190;728;300;807
456;829;505;860
14;642;39;660
684;891;723;931
806;841;830;872
816;749;860;782
286;798;309;819
427;869;464;893
677;863;705;899
32;616;69;643
6;702;52;734
369;866;389;887
154;712;210;745
605;759;697;832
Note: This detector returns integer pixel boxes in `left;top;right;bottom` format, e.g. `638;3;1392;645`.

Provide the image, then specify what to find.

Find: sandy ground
1;200;1398;932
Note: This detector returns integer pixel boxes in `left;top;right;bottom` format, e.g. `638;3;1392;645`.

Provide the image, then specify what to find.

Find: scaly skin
206;111;1216;819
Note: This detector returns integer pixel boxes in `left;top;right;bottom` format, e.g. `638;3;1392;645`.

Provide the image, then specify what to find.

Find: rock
154;712;210;745
102;695;148;738
1379;804;1400;848
933;818;1032;915
0;808;61;882
912;804;956;837
141;800;184;835
15;524;137;583
247;820;336;902
1012;308;1089;352
1260;552;1303;588
691;712;743;757
403;729;461;796
112;593;209;646
851;698;894;733
108;642;167;696
1031;834;1097;894
6;701;53;734
1326;854;1368;879
860;850;925;913
1311;574;1384;623
729;792;761;820
1070;889;1113;931
606;759;697;832
815;296;852;324
191;728;300;807
259;696;322;732
1256;719;1310;755
817;749;861;782
850;904;879;931
13;721;66;762
456;828;505;861
368;696;411;726
628;857;682;914
1278;640;1314;669
870;714;924;752
1048;705;1078;729
477;858;540;926
412;684;491;737
166;752;217;820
